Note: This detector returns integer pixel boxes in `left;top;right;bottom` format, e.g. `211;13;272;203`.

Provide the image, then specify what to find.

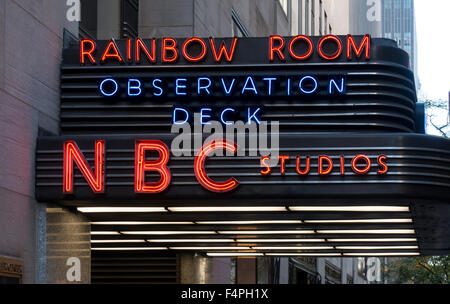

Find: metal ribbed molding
59;63;417;134
35;133;450;202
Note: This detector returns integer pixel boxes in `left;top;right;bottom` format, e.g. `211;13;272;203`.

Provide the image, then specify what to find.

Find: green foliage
385;255;450;284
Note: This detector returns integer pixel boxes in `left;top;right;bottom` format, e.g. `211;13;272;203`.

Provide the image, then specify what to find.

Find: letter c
194;139;239;193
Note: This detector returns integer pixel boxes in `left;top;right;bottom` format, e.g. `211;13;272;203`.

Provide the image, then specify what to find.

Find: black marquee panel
36;133;450;202
34;36;450;256
60;37;417;134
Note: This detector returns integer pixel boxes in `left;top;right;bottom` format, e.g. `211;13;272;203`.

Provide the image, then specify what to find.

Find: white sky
415;0;450;101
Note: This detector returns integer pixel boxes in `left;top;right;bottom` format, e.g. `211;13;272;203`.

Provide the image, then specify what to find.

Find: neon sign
62;139;389;195
98;76;346;98
259;155;389;176
80;35;370;65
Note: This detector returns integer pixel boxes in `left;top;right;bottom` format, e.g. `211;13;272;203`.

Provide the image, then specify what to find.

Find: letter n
63;140;105;193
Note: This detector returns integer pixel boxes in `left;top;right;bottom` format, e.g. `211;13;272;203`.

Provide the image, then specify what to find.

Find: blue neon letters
99;76;346;97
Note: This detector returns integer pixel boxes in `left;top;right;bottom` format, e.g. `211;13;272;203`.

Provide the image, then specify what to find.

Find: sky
415;0;450;101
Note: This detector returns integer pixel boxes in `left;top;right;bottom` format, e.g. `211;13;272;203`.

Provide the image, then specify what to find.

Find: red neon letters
377;155;389;174
318;35;343;60
289;35;314;60
347;34;370;59
194;139;239;193
351;154;371;175
269;35;286;61
269;34;370;61
278;155;290;175
260;156;272;175
101;40;124;63
182;37;208;62
135;140;171;193
260;155;388;176
63;140;105;194
319;156;334;175
62;140;388;195
296;156;311;175
136;38;156;63
80;39;96;64
80;35;370;64
209;37;238;62
162;37;178;63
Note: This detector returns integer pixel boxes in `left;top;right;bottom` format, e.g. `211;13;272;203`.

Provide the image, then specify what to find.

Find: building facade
381;0;417;80
0;0;427;284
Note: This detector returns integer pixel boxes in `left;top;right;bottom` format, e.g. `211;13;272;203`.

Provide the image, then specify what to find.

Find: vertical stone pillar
46;206;91;284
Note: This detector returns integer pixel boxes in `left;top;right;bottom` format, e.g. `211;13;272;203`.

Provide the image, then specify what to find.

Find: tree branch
416;261;442;283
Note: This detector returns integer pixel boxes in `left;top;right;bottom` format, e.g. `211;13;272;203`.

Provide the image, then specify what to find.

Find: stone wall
0;0;78;283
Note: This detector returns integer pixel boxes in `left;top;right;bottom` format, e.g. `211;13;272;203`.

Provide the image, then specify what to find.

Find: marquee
34;35;450;257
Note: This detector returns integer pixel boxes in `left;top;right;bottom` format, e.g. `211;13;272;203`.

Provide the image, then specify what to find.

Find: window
288;258;321;284
325;262;342;284
405;0;412;9
279;0;289;16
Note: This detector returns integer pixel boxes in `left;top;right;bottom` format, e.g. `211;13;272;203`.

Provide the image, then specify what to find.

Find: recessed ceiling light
169;247;251;250
78;207;166;213
336;246;419;250
91;239;146;243
121;231;217;235
251;246;334;250
147;239;234;243
317;229;415;234
91;247;167;250
289;206;409;212
236;239;325;243
328;238;417;242
90;231;119;235
343;252;420;256
91;221;194;225
303;219;413;224
219;230;315;235
206;253;264;257
265;253;342;257
167;207;287;212
196;220;303;225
